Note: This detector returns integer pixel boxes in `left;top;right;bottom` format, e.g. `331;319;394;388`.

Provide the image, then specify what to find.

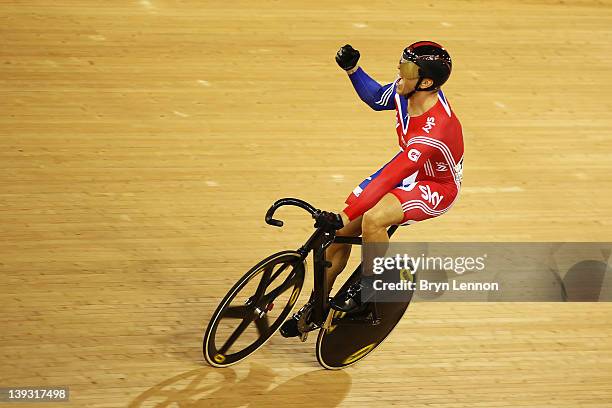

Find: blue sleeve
348;67;396;111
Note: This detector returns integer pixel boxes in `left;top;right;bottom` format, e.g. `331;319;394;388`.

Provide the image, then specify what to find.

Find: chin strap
404;77;424;99
404;76;438;99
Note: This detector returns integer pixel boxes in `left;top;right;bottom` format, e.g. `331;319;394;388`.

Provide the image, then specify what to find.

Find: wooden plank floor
1;0;612;406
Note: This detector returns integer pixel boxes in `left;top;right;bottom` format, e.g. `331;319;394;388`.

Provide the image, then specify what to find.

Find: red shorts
345;179;459;225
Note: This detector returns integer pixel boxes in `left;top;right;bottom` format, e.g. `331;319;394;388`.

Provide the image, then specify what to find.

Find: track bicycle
203;198;415;369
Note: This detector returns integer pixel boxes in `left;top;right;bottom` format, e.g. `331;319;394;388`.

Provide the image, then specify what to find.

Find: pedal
296;301;316;333
299;331;309;342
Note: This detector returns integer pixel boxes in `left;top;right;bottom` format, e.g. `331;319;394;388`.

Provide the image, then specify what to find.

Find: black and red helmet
401;41;452;91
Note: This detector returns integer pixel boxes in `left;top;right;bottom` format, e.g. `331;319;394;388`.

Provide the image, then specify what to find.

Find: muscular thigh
364;193;405;228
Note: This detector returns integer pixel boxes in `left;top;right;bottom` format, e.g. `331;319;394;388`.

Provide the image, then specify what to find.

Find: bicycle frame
203;197;405;369
265;198;399;329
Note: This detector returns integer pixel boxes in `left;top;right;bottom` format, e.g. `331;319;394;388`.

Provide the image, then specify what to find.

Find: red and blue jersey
342;67;464;222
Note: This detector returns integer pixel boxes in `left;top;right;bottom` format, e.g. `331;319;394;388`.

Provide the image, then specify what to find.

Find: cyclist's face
396;60;419;96
396;60;433;96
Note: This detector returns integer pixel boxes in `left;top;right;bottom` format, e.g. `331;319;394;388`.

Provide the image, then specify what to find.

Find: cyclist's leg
328;195;403;312
326;194;402;294
325;154;404;306
325;215;363;291
331;183;458;312
359;193;405;279
329;154;400;290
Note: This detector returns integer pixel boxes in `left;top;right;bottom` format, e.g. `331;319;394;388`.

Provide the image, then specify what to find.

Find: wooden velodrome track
2;0;612;406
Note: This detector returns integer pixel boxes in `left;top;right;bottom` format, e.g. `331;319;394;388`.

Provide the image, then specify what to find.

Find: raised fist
335;44;360;71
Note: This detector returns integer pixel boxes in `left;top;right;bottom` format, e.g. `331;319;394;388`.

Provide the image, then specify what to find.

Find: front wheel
203;251;305;367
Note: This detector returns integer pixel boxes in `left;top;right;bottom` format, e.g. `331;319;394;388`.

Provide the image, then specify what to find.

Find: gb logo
407;148;421;162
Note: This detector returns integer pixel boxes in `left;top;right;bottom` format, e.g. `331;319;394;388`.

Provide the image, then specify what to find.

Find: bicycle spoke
263;272;299;303
254;316;270;337
253;263;274;301
269;261;291;283
219;316;253;355
222;305;248;319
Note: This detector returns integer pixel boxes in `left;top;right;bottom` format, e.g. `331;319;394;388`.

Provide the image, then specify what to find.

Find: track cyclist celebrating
281;41;464;338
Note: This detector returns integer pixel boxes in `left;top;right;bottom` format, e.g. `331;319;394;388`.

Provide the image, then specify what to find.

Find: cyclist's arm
348;67;396;111
342;142;436;221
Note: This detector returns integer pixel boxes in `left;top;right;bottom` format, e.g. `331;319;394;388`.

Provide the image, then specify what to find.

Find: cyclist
281;41;464;338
